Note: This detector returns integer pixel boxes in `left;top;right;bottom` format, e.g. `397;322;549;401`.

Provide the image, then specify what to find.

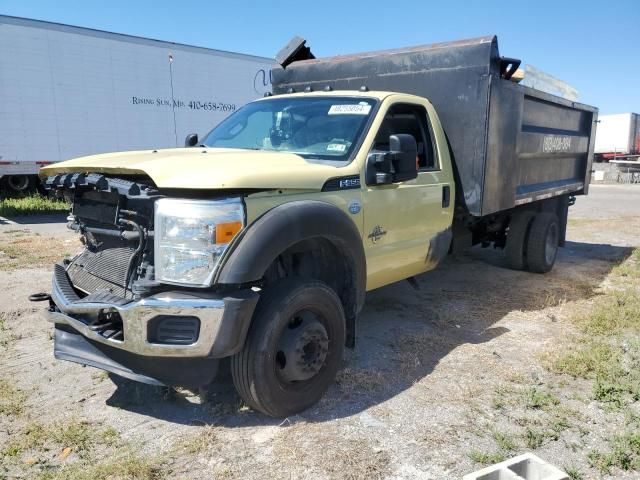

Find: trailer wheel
1;175;37;196
526;212;560;273
504;211;535;270
231;278;345;417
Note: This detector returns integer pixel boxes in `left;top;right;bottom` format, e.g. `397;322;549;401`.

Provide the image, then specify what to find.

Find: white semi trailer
0;15;273;195
594;113;640;162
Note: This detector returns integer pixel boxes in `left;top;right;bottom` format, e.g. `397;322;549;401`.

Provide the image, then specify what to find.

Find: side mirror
389;134;418;182
184;133;198;147
366;133;418;185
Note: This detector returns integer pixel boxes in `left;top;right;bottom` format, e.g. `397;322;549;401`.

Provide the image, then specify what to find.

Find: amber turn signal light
215;221;242;244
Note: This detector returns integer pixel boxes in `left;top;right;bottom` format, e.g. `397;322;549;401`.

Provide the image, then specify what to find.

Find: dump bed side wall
483;81;596;214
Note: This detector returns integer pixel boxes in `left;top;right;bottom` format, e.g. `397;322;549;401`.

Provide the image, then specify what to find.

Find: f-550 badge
339;177;360;189
368;225;387;243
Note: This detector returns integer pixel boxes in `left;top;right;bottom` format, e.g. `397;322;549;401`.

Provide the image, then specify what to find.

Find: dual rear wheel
505;211;560;273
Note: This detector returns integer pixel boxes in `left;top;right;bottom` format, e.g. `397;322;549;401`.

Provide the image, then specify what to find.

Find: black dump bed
271;36;598;217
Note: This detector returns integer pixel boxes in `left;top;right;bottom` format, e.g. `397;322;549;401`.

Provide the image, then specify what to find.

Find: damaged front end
37;173;258;387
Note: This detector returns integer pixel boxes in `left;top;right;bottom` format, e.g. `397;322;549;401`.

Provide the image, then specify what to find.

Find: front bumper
46;264;259;385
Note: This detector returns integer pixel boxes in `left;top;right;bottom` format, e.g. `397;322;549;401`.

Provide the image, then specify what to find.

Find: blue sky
2;0;638;114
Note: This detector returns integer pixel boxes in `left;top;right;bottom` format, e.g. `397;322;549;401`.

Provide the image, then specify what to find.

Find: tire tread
505;211;535;270
526;212;559;273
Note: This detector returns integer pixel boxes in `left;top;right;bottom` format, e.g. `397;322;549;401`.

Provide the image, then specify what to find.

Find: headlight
154;198;244;286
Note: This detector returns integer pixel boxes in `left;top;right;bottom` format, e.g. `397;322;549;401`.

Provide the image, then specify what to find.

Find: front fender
216;200;366;314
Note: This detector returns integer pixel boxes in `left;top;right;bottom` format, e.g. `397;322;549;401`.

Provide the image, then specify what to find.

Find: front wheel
231;278;345;417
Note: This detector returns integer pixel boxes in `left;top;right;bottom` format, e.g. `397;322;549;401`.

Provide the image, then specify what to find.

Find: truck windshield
201;96;377;161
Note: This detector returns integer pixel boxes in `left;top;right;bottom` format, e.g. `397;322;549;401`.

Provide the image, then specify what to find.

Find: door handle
442;185;450;208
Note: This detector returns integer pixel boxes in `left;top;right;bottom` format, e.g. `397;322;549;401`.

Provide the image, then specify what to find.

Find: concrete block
463;453;569;480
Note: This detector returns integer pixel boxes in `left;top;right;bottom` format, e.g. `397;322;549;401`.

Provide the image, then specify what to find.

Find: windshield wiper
201;145;264;151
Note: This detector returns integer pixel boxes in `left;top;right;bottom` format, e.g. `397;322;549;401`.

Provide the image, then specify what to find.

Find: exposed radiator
67;246;136;299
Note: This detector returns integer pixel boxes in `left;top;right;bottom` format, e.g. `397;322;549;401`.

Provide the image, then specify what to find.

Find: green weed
0;195;68;217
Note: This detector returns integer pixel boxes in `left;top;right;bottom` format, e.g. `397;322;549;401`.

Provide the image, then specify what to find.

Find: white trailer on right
594;112;640;162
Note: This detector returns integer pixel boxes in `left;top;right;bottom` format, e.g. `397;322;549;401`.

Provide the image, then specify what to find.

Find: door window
372;104;438;171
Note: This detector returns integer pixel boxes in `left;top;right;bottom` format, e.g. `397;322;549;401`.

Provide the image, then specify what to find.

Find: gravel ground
1;185;639;479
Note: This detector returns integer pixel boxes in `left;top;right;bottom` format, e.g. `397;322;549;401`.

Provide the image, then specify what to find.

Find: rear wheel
231;278;345;417
526;212;559;273
504;211;535;270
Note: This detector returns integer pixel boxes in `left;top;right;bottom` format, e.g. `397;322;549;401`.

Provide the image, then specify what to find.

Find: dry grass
0;233;79;270
392;330;457;377
564;465;585;480
180;425;218;454
335;367;388;394
489;381;577;453
544;251;640;409
587;414;640;474
547;340;619;379
567;216;640;237
575;290;640;336
537;247;640;474
273;422;391;480
612;248;640;278
0;311;19;348
491;429;517;452
0;378;26;416
492;384;559;412
1;418;120;460
33;451;165;480
521;386;560;410
467;245;640;476
468;450;506;465
468;242;640;474
0;418;164;480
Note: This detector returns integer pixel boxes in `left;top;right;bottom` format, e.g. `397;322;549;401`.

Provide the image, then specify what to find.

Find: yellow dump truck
35;36;597;417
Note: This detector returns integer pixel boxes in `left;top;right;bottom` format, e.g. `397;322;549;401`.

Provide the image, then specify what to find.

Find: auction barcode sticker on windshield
327;143;347;152
328;104;371;115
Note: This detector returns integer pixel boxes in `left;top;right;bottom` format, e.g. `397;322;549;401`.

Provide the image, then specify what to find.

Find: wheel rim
545;223;559;265
275;310;330;384
7;175;30;192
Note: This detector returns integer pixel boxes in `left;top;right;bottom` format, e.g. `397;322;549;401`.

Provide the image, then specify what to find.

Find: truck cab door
363;101;453;291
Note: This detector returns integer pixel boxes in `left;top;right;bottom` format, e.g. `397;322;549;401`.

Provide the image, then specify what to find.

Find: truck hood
40;148;356;190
